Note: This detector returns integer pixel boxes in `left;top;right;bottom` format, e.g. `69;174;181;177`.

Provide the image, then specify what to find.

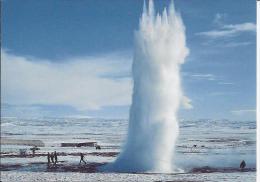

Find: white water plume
112;0;189;172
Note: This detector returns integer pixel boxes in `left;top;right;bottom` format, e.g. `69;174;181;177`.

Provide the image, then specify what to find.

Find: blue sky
2;0;256;120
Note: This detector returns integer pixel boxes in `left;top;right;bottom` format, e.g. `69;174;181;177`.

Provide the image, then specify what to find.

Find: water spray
112;0;189;172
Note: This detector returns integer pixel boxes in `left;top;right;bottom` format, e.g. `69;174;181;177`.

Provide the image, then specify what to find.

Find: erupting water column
113;0;189;172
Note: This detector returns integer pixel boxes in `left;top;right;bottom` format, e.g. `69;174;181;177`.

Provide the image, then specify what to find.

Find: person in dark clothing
47;152;51;164
240;160;246;169
54;151;58;164
95;145;101;150
50;152;54;163
79;153;87;165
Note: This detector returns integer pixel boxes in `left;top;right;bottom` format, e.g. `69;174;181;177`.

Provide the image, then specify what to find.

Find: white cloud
190;73;215;81
196;22;256;38
217;82;234;85
222;42;252;48
1;50;133;111
222;23;256;32
209;92;237;96
185;73;235;86
230;109;256;115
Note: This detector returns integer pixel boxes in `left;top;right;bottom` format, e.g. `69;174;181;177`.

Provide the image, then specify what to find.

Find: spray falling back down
113;0;189;172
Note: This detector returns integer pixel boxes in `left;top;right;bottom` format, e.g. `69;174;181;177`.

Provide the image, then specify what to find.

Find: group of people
47;151;58;165
46;151;245;170
47;152;87;166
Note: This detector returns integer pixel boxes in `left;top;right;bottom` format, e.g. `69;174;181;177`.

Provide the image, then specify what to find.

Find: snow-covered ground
0;117;256;181
1;171;256;182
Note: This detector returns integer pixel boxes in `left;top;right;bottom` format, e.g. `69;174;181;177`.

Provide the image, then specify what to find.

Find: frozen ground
0;171;256;182
0;117;256;181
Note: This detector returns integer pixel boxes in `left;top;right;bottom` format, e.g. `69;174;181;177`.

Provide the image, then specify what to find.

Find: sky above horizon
1;0;256;120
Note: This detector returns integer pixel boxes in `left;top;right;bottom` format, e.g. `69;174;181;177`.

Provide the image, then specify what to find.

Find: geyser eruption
113;0;189;172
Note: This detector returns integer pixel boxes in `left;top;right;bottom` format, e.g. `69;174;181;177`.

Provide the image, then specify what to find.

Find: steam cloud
112;0;189;172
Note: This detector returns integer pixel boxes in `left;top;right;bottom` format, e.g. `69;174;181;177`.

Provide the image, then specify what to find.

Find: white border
257;1;259;181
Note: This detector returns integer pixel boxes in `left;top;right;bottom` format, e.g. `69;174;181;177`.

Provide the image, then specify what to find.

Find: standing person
240;160;246;170
50;152;54;163
79;153;87;165
54;151;58;164
47;152;51;164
